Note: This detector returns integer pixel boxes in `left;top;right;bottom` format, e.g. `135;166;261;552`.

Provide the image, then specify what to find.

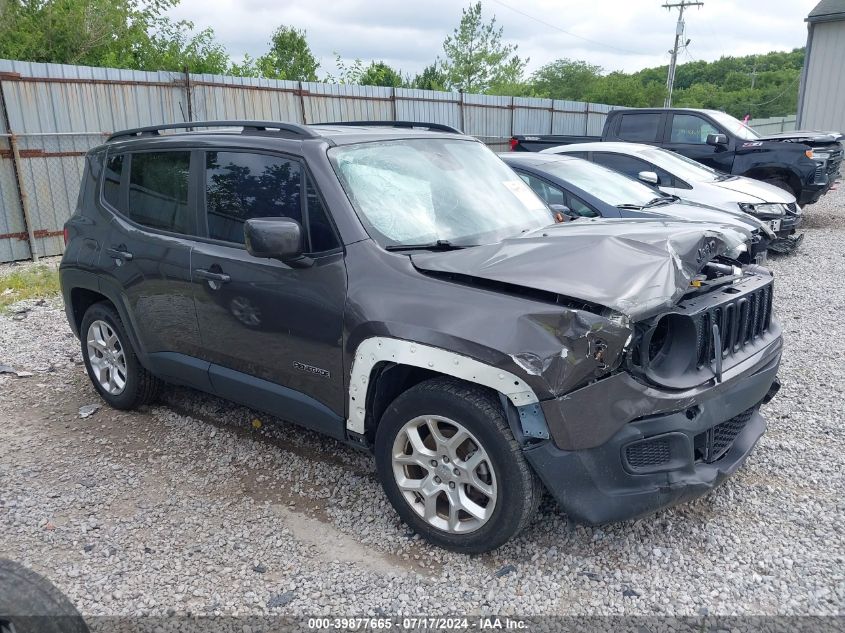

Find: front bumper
524;342;781;525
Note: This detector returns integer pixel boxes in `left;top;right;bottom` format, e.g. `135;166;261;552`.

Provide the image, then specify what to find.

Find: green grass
0;265;60;313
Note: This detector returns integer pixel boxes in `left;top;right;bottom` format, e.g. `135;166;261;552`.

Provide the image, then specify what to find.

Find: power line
747;73;801;108
488;0;648;56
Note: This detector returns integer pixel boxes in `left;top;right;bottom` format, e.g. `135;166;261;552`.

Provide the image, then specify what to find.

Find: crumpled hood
411;218;751;321
707;175;796;204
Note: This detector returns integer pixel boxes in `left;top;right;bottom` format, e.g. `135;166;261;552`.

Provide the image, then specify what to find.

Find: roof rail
315;120;464;134
106;120;320;143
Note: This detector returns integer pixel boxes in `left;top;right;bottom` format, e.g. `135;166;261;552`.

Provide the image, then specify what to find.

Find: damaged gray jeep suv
60;121;782;553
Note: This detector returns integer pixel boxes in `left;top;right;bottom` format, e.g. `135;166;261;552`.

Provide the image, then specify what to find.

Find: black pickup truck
510;108;843;206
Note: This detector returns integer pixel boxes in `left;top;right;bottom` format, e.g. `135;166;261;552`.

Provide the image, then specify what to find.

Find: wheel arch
63;271;149;370
348;336;539;438
741;166;802;198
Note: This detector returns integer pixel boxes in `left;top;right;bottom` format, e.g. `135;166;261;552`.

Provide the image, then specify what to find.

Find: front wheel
375;378;542;553
763;177;797;199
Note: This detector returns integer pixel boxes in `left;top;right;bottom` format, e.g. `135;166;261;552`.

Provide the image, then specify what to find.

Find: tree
359;61;403;87
0;0;231;73
411;63;448;91
441;2;527;93
138;22;229;74
530;59;603;101
254;26;319;81
324;54;365;84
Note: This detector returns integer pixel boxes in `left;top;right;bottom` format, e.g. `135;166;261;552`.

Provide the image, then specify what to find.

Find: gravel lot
1;187;843;618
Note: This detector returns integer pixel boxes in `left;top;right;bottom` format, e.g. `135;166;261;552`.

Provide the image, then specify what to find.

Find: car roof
547;141;660;155
499;152;578;164
103;120;469;148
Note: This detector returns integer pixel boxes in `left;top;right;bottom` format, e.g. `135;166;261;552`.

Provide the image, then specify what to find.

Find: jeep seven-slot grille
694;407;755;463
694;282;773;369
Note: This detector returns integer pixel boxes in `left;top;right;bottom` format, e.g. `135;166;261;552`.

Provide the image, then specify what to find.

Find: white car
541;141;803;252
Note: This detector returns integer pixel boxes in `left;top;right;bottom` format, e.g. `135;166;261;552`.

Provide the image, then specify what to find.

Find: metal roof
808;0;845;22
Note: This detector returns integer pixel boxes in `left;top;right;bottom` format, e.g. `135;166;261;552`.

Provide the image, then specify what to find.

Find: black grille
626;438;671;468
695;407;755;463
694;281;773;370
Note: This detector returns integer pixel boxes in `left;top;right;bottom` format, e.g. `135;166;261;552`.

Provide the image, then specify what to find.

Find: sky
167;0;818;78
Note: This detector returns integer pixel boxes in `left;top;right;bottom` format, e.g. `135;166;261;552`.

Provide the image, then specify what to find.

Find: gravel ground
1;187;843;619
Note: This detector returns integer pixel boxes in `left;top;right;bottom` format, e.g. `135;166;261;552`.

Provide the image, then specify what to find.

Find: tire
763;177;797;198
0;559;89;633
79;302;160;410
375;377;543;554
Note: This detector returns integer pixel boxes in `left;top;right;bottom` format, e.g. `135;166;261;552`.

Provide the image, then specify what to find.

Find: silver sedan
541;141;803;252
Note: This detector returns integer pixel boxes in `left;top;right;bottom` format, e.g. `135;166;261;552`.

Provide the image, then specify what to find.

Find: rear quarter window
616;113;661;143
103;154;124;210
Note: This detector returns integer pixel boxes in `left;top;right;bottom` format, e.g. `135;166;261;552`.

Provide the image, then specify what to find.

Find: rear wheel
375;377;542;553
80;302;160;410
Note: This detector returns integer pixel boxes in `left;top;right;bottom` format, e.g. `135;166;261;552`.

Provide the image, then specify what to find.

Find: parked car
509;107;843;207
500;152;772;263
60;120;782;553
539;142;804;253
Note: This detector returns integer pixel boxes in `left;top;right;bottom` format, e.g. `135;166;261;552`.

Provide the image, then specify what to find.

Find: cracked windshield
329;138;553;247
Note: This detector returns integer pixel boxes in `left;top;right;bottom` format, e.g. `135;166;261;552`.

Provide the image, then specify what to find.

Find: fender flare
346;336;539;434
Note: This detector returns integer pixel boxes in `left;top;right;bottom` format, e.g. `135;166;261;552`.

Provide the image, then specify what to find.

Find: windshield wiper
616;203;645;210
385;239;466;252
644;197;675;208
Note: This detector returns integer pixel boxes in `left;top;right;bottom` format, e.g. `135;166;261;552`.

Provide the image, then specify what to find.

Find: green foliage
251;25;319;81
525;49;803;117
441;1;527;93
359;61;404;87
0;265;60;312
410;63;449;91
530;59;603;102
0;0;805;117
0;0;230;73
324;54;365;84
139;22;229;74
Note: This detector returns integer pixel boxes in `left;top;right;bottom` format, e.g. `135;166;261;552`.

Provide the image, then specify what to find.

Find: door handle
194;268;231;284
106;247;133;261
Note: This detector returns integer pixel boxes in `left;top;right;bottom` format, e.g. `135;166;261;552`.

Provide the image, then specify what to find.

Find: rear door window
128;151;191;234
616;113;661;142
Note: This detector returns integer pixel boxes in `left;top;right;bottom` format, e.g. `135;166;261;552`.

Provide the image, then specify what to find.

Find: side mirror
638;171;660;185
706;133;728;146
548;203;575;222
244;217;307;264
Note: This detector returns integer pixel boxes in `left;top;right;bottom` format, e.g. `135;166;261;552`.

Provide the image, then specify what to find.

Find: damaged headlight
739;202;787;217
726;242;748;259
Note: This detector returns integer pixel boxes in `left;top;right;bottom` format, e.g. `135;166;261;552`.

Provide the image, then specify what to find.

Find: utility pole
662;1;703;107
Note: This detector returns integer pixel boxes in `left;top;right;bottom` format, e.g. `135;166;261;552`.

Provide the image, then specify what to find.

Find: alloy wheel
391;415;497;534
86;319;127;395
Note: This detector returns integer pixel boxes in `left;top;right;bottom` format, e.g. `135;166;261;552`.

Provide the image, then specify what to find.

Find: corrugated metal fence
748;115;798;135
0;58;613;263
